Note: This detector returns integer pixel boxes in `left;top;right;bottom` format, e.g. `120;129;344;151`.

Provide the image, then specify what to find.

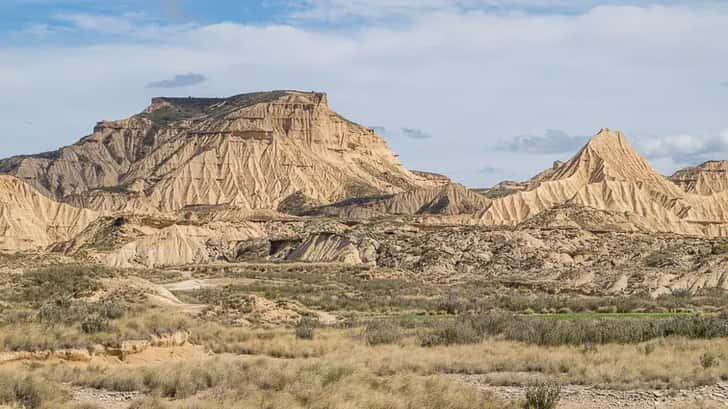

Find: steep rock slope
477;129;704;233
671;161;728;195
0;91;435;213
0;175;98;250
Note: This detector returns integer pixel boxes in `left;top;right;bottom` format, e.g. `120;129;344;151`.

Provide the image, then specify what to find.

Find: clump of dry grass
0;370;68;409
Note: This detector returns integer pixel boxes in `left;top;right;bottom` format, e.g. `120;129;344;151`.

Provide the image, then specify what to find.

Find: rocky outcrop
58;215;265;268
671;160;728;195
0;332;190;365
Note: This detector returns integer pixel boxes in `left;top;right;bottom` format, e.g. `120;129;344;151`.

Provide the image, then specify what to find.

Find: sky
1;1;728;187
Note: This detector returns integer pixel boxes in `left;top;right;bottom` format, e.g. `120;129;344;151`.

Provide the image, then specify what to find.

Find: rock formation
0;91;436;214
671;160;728;195
478;129;728;236
7;88;728;285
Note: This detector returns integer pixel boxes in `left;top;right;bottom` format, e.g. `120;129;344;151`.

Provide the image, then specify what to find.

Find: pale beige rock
671;160;728;195
62;216;266;268
103;223;264;268
285;233;363;264
0;91;436;213
0;175;99;250
479;129;728;236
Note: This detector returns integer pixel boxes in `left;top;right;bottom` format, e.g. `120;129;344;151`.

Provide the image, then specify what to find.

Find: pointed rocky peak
547;128;683;196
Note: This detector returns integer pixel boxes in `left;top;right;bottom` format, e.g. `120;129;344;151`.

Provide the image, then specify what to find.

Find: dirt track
454;374;728;408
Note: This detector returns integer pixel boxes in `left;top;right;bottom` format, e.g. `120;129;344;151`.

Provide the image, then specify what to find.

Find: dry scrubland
0;265;727;409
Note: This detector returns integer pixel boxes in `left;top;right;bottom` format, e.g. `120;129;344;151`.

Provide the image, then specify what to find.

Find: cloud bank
2;2;728;187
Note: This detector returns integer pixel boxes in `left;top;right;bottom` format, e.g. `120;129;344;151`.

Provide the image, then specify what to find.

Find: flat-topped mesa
144;91;328;116
0;90;435;213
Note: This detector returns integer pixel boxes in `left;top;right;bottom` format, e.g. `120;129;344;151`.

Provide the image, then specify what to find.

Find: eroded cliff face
0;91;436;213
671;161;728;196
0;116;160;200
0;175;98;250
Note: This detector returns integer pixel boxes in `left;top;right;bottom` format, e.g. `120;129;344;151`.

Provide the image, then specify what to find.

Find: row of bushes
353;313;728;347
437;289;728;316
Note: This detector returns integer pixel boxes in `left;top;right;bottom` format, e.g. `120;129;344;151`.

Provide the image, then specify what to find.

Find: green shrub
17;266;111;305
295;318;316;340
37;299;72;326
363;321;403;345
700;351;721;369
419;317;482;347
523;382;561;409
36;300;125;328
410;313;728;347
80;314;110;334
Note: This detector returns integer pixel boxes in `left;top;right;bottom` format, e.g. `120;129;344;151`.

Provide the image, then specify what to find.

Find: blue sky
2;0;728;186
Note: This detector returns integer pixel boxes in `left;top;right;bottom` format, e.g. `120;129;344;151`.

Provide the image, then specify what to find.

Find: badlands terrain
1;90;728;408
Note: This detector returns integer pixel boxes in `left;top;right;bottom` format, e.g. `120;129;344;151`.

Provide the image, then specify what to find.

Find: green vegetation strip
532;312;696;320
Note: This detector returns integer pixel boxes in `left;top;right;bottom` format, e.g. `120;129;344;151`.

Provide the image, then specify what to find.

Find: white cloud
2;4;728;187
637;131;728;162
497;130;588;154
292;0;727;21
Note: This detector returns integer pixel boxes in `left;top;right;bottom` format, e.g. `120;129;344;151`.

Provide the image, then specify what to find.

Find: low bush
36;300;125;332
523;382;561;409
80;314;110;334
412;312;728;347
363;321;403;345
295;318;316;340
700;351;721;369
16;266;113;305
